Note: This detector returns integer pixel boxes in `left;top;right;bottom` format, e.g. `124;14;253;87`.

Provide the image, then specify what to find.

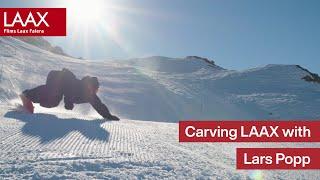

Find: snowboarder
20;68;120;120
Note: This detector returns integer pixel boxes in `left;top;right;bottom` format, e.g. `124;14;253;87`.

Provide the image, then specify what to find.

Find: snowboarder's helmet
83;76;99;90
90;77;99;89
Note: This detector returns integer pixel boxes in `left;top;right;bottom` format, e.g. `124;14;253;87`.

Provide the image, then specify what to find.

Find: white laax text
4;11;49;27
241;126;279;137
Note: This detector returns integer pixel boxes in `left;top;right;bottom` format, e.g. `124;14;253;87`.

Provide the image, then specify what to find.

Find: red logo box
0;8;66;36
237;148;320;169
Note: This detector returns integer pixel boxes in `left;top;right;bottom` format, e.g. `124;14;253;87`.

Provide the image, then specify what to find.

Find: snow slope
1;37;320;179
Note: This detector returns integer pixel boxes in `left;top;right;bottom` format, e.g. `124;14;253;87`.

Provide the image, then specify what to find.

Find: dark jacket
65;70;112;117
25;68;114;119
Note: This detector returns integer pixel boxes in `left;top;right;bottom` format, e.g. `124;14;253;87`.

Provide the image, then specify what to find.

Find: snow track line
101;123;112;157
4;133;37;152
17;135;40;154
43;136;63;151
1;131;26;152
58;132;77;153
64;131;82;155
80;132;92;155
2;155;113;165
56;131;75;152
70;132;87;156
71;132;88;156
0;125;20;144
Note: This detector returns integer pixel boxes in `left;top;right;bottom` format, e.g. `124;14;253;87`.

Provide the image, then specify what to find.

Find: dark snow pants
23;70;64;108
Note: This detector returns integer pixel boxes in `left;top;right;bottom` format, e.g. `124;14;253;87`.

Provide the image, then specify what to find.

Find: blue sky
1;0;320;73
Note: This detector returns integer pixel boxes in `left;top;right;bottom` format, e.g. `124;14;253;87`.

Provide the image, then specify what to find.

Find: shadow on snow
4;111;110;143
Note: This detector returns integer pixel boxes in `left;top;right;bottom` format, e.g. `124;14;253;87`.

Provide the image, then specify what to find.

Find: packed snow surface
1;37;320;179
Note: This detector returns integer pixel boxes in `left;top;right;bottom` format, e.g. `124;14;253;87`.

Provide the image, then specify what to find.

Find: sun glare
61;0;153;58
66;0;105;26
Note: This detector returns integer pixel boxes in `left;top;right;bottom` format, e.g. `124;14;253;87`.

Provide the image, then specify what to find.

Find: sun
60;0;149;58
61;0;131;58
65;0;106;27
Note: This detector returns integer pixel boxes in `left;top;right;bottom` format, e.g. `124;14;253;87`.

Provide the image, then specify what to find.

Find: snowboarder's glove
111;115;120;121
104;114;120;121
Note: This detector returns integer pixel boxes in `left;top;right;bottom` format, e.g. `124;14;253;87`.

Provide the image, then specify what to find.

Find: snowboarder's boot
19;93;34;113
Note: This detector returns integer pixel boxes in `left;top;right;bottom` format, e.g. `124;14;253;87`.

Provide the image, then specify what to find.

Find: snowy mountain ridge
14;37;69;57
1;36;320;179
